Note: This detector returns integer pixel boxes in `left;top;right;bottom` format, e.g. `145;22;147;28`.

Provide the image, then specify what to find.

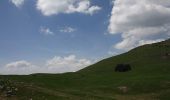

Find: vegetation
114;64;131;72
0;39;170;100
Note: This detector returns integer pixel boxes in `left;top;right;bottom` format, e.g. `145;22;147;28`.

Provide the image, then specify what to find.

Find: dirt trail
22;84;82;99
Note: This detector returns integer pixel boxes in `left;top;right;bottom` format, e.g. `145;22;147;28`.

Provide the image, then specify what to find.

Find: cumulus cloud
6;60;32;68
3;60;40;75
46;55;92;73
10;0;25;7
60;27;76;33
40;27;54;35
138;39;164;46
36;0;101;16
108;0;170;50
1;55;93;75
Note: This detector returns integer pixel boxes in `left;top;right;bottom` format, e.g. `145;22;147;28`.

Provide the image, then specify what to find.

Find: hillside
79;39;170;74
0;39;170;100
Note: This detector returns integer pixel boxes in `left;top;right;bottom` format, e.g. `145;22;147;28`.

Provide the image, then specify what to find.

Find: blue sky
0;0;170;74
0;0;117;64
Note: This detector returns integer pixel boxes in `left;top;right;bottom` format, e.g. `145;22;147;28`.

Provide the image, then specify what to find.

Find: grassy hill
0;39;170;100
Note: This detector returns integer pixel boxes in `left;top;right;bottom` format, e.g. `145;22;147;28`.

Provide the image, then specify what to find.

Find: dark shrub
115;64;131;72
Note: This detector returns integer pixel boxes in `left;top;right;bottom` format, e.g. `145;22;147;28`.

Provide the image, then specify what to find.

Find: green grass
1;39;170;100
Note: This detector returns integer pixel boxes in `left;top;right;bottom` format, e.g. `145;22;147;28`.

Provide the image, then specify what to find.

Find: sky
0;0;170;74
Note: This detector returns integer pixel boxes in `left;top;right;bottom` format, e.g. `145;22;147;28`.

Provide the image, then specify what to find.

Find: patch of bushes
115;64;132;72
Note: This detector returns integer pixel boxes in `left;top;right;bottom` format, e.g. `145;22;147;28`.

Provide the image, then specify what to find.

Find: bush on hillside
115;64;131;72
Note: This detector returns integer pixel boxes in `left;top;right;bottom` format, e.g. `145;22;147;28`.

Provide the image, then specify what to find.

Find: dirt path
22;84;82;99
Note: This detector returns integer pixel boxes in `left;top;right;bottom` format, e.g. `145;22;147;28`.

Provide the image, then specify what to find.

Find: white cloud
6;60;31;68
3;60;40;75
108;51;119;56
36;0;101;16
1;55;93;75
60;27;76;33
46;55;92;73
10;0;25;7
138;39;164;46
108;0;170;50
40;27;54;35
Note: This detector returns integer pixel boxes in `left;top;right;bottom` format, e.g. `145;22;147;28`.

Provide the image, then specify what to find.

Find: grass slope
1;39;170;100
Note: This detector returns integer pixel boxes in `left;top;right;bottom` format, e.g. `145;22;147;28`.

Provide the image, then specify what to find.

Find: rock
118;86;128;93
0;85;4;90
14;88;18;91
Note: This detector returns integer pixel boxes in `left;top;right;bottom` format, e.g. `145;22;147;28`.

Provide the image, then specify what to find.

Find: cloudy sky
0;0;170;74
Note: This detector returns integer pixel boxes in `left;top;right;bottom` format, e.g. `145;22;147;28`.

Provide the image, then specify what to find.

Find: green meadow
1;39;170;100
